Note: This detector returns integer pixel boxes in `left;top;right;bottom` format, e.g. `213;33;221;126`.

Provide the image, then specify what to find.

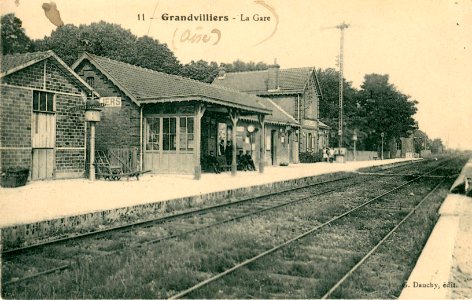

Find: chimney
217;66;226;79
268;58;280;91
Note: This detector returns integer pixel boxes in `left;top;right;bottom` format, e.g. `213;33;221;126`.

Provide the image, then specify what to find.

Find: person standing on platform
322;147;328;162
219;139;225;156
329;147;335;163
225;140;233;165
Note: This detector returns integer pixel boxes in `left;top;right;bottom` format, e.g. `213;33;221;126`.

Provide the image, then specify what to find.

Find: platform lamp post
85;95;102;181
352;131;357;161
381;132;385;160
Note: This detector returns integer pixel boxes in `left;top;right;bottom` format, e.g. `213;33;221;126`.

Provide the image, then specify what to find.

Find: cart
95;150;150;181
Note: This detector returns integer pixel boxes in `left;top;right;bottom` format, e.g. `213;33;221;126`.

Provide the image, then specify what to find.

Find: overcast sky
2;0;471;150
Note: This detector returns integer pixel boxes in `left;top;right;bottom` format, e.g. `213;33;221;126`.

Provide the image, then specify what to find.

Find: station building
72;53;300;178
0;51;96;180
212;63;329;154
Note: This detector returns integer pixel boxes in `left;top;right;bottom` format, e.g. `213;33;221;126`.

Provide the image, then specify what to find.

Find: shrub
299;152;322;163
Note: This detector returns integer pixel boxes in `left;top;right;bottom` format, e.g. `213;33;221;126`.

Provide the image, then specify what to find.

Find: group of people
237;150;256;171
322;147;336;163
203;140;256;174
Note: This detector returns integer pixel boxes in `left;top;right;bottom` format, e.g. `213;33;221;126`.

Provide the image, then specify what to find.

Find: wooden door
31;113;55;179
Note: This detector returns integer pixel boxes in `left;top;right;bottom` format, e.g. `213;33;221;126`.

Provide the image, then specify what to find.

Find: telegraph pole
336;22;349;148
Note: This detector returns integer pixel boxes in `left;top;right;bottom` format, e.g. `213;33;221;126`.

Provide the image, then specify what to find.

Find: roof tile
84;54;271;114
1;51;51;74
213;67;313;93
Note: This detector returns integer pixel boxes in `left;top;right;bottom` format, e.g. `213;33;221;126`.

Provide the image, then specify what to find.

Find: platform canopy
72;53;272;116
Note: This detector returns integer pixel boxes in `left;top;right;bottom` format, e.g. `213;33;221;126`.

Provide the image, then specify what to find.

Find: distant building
0;51;96;180
212;63;329;154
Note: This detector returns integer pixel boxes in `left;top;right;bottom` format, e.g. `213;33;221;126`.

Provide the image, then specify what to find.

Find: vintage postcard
1;0;471;299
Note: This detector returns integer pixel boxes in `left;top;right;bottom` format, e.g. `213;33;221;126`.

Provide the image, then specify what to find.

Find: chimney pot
268;59;280;91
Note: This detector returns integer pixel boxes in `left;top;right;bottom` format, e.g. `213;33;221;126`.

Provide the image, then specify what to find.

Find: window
163;117;176;151
179;117;194;151
86;76;95;87
33;91;54;113
146;117;160;150
146;116;195;152
307;133;312;151
397;140;402;151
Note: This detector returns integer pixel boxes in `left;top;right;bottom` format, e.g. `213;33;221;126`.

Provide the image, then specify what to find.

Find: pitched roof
1;51;51;74
72;53;271;115
212;67;314;94
1;50;97;95
241;98;300;126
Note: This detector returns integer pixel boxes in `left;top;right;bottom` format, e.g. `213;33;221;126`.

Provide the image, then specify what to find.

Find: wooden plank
46;149;54;178
32;150;39;180
38;149;47;179
32;113;55;148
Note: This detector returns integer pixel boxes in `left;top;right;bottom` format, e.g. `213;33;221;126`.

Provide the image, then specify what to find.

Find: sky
2;0;471;150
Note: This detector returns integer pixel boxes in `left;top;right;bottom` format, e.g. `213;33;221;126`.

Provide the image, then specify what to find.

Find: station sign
99;97;122;107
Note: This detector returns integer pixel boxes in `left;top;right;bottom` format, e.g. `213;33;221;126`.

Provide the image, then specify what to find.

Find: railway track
1;156;465;298
167;163;453;299
2;174;388;287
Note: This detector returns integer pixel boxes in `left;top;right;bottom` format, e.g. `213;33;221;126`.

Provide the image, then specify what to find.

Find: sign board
302;119;317;127
99;97;122;107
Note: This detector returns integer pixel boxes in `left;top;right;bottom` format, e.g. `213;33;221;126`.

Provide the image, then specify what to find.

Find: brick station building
72;53;300;179
0;51;97;180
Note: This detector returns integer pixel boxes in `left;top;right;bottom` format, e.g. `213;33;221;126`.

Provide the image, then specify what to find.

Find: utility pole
336;22;349;149
321;21;350;149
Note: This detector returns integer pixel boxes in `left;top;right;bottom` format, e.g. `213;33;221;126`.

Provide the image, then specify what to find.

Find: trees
356;74;418;151
316;71;418;152
1;13;33;54
33;24;81;65
430;138;444;154
316;68;360;148
133;36;181;75
34;21;181;72
180;60;219;83
223;60;268;73
179;59;268;83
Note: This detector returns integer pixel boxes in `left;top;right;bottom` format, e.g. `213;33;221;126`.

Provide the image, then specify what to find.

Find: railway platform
0;158;415;229
399;158;472;299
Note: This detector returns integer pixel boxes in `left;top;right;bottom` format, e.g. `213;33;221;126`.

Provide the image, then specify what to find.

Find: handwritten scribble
252;0;278;47
42;1;64;27
172;27;221;50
